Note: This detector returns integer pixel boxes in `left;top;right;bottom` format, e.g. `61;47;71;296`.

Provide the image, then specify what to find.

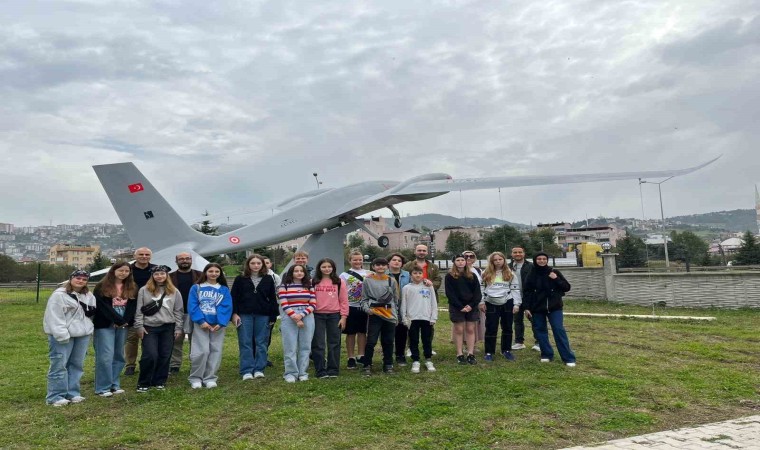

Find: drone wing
389;156;720;196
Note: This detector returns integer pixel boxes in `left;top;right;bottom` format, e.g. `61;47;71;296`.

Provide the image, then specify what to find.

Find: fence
0;283;59;303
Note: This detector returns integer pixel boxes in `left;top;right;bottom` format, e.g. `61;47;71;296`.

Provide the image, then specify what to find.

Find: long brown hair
95;262;137;299
242;254;268;278
482;252;514;285
146;270;177;296
448;257;473;280
197;263;229;287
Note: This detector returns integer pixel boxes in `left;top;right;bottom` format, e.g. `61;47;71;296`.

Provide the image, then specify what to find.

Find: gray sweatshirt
43;287;95;343
481;273;522;307
400;282;438;326
134;286;184;333
360;273;399;324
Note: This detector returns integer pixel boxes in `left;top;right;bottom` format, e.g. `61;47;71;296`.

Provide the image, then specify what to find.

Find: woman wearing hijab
522;252;576;367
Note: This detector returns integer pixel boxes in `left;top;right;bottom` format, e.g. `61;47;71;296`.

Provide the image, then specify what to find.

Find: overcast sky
1;0;758;229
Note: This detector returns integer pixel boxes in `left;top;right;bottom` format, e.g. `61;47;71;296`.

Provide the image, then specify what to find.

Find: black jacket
230;275;279;321
444;272;482;310
92;287;137;328
522;266;571;314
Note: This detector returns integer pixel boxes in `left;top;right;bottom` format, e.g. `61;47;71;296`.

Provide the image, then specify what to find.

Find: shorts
343;307;368;335
449;306;480;323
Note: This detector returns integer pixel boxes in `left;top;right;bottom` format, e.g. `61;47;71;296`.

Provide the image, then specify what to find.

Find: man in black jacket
508;246;537;351
168;252;202;374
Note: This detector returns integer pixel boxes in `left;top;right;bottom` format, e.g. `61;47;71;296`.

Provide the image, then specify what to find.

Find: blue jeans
237;314;271;375
93;327;127;393
280;313;315;378
531;309;576;363
46;334;90;404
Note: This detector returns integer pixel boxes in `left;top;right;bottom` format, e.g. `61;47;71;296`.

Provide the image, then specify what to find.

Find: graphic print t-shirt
340;268;369;307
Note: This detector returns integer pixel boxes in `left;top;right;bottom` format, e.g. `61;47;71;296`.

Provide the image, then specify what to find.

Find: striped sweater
278;283;317;317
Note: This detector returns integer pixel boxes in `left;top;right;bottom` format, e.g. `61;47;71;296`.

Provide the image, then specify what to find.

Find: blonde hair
482;252;514;285
146;272;177;296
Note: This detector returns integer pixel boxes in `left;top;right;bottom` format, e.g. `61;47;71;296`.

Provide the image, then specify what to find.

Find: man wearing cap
124;247;156;375
169;252;202;374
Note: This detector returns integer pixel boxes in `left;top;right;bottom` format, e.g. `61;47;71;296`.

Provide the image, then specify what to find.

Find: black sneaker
396;356;407;367
362;365;372;376
457;355;466;365
124;367;136;376
136;386;149;393
266;360;274;368
169;367;180;374
317;372;329;379
383;365;394;374
347;358;357;369
467;354;476;365
155;385;165;390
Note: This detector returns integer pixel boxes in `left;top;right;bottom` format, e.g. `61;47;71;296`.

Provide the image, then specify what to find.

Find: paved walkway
563;415;760;449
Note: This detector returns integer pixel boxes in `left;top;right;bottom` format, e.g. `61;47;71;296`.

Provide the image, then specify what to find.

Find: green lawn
1;294;758;449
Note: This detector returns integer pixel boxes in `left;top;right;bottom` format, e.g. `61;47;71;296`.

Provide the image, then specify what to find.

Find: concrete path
563;415;760;449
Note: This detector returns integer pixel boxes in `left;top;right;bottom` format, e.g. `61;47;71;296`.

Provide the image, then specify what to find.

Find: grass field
1;292;758;449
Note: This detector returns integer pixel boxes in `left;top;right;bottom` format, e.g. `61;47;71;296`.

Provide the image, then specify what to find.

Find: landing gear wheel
394;218;402;228
378;236;390;248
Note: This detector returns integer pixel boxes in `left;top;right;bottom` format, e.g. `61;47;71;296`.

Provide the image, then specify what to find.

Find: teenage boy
293;250;314;277
387;253;411;366
401;266;438;373
360;258;399;375
125;247;156;375
340;250;369;369
509;246;537;351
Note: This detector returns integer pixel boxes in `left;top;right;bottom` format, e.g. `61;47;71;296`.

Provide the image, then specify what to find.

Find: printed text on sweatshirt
313;279;349;316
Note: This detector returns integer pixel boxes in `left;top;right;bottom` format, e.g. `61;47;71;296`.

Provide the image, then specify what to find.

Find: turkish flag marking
128;183;144;193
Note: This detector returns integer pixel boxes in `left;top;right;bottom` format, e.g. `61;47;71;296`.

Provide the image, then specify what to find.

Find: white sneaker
298;375;309;382
69;396;85;403
532;345;541;352
254;371;265;378
540;358;551;363
284;375;296;383
431;350;437;356
96;391;113;398
566;362;576;367
425;361;436;372
411;361;421;373
405;349;412;357
111;389;125;395
512;343;526;350
242;373;254;381
205;381;218;389
50;398;70;407
190;382;202;389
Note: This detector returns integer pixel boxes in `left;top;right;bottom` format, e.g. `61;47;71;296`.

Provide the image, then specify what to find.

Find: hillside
395;213;529;231
668;209;756;233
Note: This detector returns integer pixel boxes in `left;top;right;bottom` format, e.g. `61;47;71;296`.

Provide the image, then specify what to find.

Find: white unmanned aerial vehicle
93;158;718;272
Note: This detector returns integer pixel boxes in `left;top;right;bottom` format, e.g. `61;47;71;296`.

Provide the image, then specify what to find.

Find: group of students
42;244;576;406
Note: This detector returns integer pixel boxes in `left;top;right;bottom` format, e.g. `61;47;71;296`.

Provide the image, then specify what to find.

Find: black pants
312;313;342;376
138;323;174;387
395;322;408;358
363;315;395;367
485;301;514;355
408;320;433;361
513;305;535;345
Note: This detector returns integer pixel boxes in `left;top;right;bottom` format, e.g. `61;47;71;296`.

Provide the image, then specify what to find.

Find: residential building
48;244;101;269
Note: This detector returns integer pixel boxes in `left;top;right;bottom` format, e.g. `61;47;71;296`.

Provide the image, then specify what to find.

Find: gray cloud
0;0;758;229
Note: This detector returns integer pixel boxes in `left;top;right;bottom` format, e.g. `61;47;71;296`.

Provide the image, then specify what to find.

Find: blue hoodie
188;283;233;326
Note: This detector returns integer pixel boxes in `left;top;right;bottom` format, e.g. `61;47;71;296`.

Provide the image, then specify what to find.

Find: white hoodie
43;287;95;343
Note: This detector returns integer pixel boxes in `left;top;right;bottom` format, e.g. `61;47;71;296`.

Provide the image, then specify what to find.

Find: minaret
756;184;760;233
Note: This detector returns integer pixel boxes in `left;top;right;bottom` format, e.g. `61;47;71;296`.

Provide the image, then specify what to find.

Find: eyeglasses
464;255;476;259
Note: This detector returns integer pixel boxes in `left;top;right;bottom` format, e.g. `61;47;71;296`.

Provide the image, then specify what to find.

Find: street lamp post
312;172;322;189
639;176;674;268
